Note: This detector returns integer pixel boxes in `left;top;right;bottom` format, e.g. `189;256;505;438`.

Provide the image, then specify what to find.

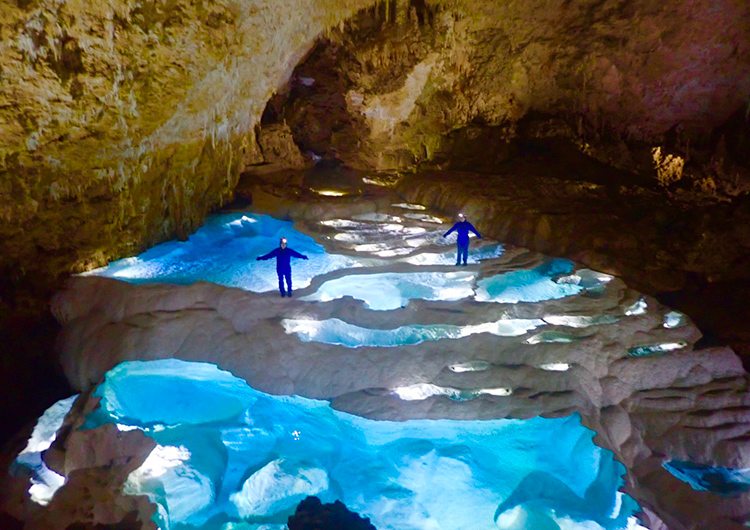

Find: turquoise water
75;359;640;530
282;317;545;348
475;259;583;303
84;213;359;292
39;212;675;529
663;460;750;496
84;214;582;309
300;271;477;310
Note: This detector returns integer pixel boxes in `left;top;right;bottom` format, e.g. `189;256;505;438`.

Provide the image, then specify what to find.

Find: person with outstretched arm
256;237;308;297
443;213;481;266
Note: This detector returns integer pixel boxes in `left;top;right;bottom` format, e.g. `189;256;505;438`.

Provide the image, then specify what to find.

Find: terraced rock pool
9;194;748;530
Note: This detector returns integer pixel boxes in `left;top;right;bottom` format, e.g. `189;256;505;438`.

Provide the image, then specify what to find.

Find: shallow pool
84;213;359;292
48;359;643;530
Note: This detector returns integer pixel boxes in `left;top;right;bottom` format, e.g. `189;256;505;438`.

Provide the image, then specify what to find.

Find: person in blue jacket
257;238;308;297
443;213;482;265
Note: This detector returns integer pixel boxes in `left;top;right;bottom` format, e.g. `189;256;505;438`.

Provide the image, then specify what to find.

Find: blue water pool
475;258;583;303
282;317;545;347
17;360;645;530
84;213;359;292
664;460;750;496
301;271;477;310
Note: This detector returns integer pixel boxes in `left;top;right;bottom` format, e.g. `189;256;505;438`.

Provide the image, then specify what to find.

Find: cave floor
387;165;750;364
14;170;747;529
230;163;750;365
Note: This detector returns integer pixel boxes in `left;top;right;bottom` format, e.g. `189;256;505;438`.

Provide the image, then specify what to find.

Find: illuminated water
84;214;359;292
282;317;545;348
475;259;583;303
62;360;642;530
22;205;696;529
663;460;750;496
86;213;587;315
300;271;477;310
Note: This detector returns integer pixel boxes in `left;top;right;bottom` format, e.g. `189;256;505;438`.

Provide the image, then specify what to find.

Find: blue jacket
444;221;481;246
257;247;307;272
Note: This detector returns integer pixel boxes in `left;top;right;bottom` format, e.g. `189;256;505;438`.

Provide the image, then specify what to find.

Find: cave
1;0;750;528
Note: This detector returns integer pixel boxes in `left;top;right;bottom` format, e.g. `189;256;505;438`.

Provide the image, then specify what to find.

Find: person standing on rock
257;238;308;297
443;213;482;266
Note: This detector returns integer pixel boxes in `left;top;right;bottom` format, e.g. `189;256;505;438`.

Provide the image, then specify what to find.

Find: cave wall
274;0;750;182
0;0;377;305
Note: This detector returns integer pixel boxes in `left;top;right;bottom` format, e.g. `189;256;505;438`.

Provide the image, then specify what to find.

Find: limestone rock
44;190;750;528
26;467;157;530
50;423;156;479
288;496;377;530
257;123;307;169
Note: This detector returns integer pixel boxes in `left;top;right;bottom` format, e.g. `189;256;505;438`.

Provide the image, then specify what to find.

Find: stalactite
396;0;409;26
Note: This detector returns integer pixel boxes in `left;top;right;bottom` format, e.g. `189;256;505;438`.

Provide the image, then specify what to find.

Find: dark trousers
456;242;469;264
277;270;292;295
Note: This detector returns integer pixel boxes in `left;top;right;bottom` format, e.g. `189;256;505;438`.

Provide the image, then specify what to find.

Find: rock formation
273;0;750;177
1;0;750;527
288;496;377;530
0;184;741;528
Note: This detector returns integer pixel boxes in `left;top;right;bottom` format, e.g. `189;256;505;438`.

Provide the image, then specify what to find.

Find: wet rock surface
14;182;746;529
393;167;750;368
2;165;750;528
234;163;750;367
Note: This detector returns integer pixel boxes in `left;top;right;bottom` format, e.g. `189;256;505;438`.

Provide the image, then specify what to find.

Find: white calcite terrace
5;181;750;530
